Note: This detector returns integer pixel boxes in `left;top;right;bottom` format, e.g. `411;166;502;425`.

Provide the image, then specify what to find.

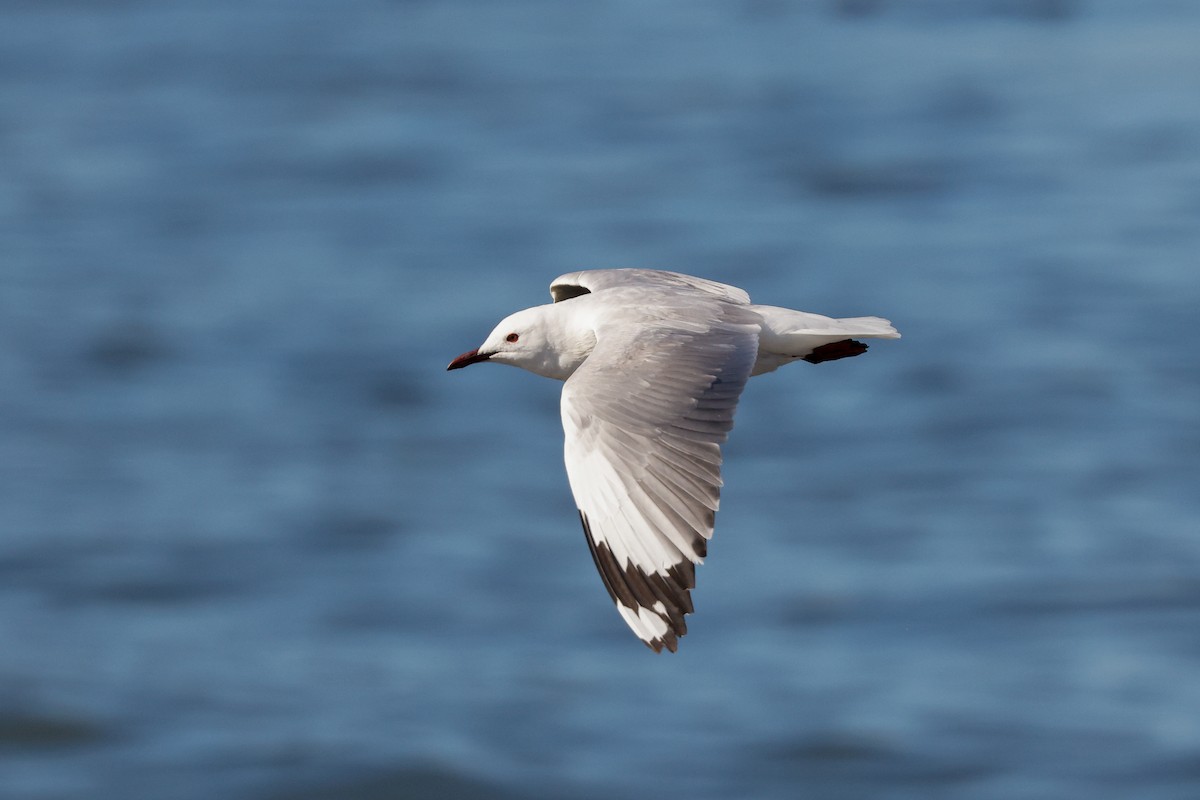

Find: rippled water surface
3;1;1199;798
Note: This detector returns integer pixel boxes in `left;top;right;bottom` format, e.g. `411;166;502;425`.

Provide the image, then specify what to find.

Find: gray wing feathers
561;295;759;652
550;268;752;306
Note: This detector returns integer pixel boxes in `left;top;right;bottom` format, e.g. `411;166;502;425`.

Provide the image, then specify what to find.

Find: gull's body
448;269;899;652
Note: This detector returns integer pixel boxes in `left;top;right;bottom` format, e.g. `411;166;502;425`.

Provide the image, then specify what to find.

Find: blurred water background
3;1;1199;798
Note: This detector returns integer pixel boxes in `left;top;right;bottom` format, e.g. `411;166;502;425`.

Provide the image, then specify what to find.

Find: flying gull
448;269;899;652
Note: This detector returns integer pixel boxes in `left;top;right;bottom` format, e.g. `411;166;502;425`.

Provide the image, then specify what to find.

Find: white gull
448;269;899;652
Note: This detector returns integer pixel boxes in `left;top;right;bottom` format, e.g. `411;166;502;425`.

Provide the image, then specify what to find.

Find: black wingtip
578;509;693;654
643;635;677;654
803;339;869;364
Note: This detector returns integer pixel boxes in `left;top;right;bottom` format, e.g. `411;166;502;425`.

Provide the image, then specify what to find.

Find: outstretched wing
550;268;752;305
560;287;760;652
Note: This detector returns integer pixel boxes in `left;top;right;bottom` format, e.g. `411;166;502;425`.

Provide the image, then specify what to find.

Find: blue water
3;1;1199;798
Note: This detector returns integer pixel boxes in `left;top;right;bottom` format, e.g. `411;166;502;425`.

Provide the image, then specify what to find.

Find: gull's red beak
446;348;492;371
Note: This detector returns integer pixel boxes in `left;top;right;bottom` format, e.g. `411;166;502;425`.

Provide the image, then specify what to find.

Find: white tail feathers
749;304;900;376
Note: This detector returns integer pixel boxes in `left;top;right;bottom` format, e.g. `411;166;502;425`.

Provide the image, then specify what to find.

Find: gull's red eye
506;333;519;343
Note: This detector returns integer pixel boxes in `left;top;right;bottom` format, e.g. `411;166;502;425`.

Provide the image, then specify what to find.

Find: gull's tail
749;304;900;376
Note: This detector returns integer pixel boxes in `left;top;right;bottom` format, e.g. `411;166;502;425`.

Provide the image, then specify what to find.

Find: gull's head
447;306;562;377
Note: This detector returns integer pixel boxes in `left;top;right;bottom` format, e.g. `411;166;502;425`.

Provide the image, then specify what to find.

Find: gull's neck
528;299;598;381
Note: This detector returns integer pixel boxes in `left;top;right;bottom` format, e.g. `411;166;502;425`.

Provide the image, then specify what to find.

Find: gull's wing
550;268;752;305
560;288;760;652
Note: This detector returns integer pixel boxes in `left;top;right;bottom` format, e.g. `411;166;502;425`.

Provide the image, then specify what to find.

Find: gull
447;269;899;652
